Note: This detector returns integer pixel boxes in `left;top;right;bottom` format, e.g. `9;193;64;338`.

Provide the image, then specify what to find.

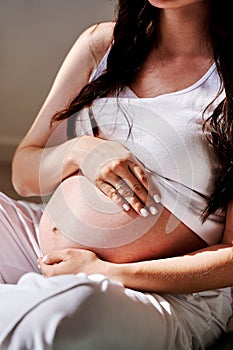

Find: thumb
38;251;66;265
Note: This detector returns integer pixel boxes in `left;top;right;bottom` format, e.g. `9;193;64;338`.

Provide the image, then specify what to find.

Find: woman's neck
157;2;210;59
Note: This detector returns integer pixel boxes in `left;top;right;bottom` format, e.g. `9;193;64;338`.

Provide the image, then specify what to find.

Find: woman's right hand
73;135;161;216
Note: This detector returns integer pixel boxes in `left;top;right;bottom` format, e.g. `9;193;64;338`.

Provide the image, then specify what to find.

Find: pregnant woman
1;1;233;349
38;98;218;264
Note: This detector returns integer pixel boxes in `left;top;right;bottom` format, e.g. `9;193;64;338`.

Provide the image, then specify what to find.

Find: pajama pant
0;191;232;350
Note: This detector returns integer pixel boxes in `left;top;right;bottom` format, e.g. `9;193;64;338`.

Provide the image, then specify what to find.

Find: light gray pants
0;192;42;284
0;192;232;350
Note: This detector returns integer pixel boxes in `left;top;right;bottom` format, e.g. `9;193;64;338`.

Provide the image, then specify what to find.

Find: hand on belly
39;176;207;263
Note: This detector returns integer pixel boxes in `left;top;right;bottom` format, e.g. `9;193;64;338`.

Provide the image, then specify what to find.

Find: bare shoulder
78;21;115;69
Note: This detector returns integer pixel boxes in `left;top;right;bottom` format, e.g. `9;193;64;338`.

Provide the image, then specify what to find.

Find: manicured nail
140;208;149;217
153;194;161;203
150;206;158;215
123;203;130;212
42;255;48;263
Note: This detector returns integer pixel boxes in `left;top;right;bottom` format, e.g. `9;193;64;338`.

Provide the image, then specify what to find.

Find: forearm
12;134;111;196
12;136;93;197
106;243;233;293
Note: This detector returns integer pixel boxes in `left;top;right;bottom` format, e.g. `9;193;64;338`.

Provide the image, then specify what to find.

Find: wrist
101;260;127;286
69;135;102;168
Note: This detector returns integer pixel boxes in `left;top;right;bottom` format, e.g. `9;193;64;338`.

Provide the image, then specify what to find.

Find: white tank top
67;49;226;245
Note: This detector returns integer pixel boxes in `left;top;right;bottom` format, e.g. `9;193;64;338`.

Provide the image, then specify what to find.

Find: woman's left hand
38;248;107;277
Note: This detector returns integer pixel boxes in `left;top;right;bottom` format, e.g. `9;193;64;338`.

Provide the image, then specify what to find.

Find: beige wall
0;0;114;162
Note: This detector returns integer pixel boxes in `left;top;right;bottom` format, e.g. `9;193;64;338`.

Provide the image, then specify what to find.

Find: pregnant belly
39;176;207;263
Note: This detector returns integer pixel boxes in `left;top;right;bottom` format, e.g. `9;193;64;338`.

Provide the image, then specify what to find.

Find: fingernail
123;203;130;212
37;264;41;270
42;255;48;263
150;206;158;215
153;194;161;203
140;208;149;217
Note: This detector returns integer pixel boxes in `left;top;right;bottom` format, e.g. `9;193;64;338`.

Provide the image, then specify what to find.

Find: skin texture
12;0;233;294
39;175;207;264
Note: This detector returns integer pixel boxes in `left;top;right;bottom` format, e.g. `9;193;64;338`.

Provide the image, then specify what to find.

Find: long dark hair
51;0;233;220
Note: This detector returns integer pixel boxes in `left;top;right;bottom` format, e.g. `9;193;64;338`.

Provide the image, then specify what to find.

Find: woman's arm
11;20;158;215
12;22;114;196
38;242;233;294
38;200;233;294
109;243;233;293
